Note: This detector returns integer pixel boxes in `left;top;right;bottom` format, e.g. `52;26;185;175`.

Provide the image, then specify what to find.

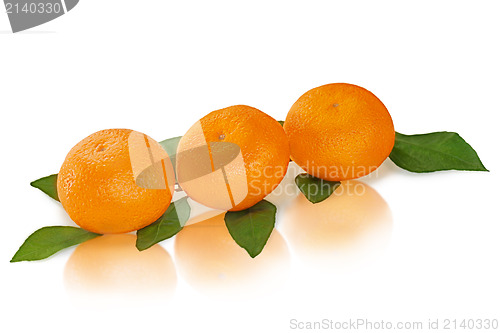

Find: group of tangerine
57;83;395;234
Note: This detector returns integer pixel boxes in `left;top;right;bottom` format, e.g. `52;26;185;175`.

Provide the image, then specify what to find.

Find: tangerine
57;129;174;234
284;83;395;181
176;105;290;211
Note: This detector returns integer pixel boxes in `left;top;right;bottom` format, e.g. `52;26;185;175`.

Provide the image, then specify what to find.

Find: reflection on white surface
264;161;302;207
183;198;226;227
174;213;290;298
64;234;177;301
282;180;393;273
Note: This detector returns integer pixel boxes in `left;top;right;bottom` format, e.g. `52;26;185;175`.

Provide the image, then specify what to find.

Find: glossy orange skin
177;105;290;211
57;129;173;234
284;83;395;181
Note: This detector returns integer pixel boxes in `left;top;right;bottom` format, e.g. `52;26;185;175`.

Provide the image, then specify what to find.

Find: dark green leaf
295;173;341;204
159;135;182;157
136;197;191;251
224;200;277;258
159;136;182;174
11;226;100;262
30;174;59;201
390;132;488;173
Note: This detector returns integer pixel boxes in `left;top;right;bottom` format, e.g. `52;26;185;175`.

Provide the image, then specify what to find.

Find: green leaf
389;132;488;173
11;226;100;262
30;174;59;201
224;200;277;258
278;120;285;127
159;135;182;157
136;197;191;251
159;136;182;173
295;173;341;204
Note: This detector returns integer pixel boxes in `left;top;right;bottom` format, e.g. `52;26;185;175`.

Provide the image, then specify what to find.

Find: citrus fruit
176;105;290;211
57;129;175;234
284;83;395;181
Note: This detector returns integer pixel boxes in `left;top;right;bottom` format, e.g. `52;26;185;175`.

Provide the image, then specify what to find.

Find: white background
1;1;499;332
